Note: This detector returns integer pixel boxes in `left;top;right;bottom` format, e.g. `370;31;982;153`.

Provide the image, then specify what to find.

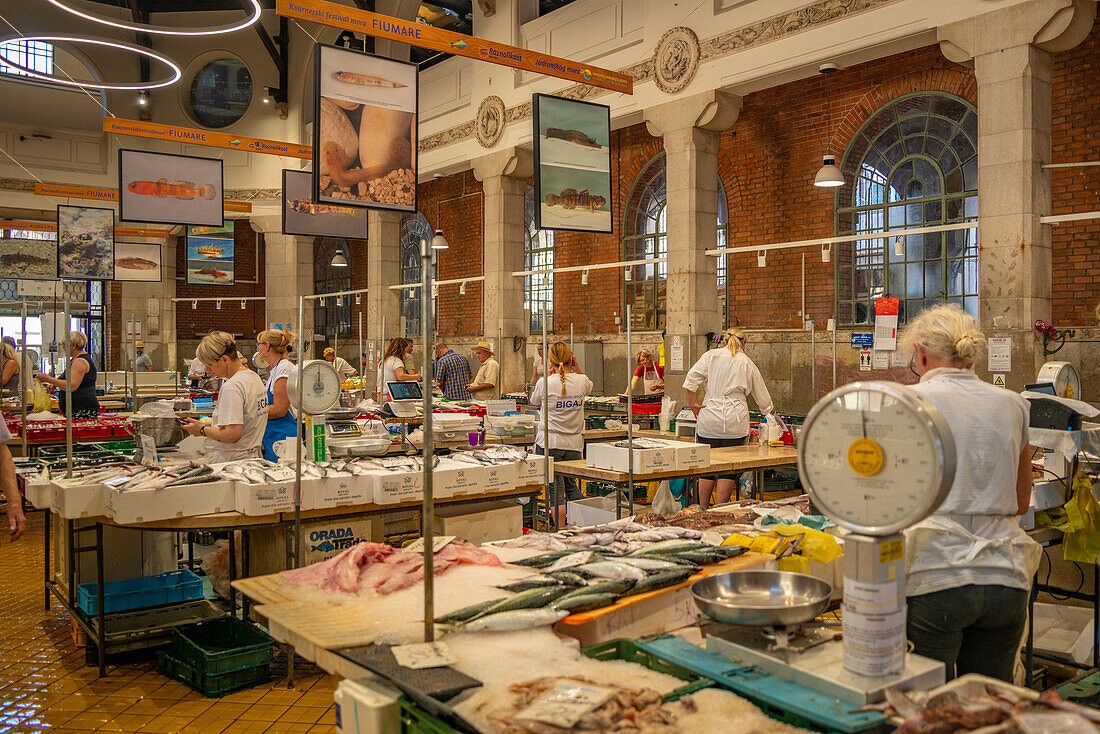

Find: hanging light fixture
821;244;831;263
42;0;262;36
0;36;181;90
459;281;466;295
355;294;361;305
215;299;222;310
192;300;197;310
431;229;448;250
757;250;767;268
893;236;905;257
813;155;844;187
137;90;149;107
331;251;348;267
624;267;632;282
240;300;246;309
581;269;589;285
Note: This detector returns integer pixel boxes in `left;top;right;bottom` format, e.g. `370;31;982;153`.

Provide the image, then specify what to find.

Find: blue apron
262;361;297;461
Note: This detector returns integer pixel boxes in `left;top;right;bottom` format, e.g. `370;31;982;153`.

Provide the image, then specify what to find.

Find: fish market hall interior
2;0;1100;731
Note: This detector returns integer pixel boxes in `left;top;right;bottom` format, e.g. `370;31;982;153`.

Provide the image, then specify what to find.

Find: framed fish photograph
57;205;114;280
114;242;162;282
185;223;234;286
0;235;58;281
312;43;417;212
282;169;369;239
118;149;224;227
533;94;612;233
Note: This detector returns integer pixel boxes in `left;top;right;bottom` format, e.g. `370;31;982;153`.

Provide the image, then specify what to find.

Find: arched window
314;238;352;340
0;40;53;78
400;212;433;337
622;153;730;330
716;184;729;325
835;93;978;324
524;185;554;334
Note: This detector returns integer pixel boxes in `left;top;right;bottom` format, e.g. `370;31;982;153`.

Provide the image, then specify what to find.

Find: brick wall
175;220;267;340
415;170;484;337
1051;18;1100;325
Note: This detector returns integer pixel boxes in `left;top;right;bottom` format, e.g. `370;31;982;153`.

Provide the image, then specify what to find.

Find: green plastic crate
397;698;456;734
156;649;269;697
170;617;274;676
581;639;715;702
94;439;137;453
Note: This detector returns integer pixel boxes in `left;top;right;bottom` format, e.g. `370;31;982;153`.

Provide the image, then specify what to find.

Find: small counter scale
701;382;956;705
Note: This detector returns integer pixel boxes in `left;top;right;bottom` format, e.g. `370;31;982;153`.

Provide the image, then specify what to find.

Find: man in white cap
134;341;152;372
466;341;500;401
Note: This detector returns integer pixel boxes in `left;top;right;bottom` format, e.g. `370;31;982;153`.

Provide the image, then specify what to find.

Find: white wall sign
873;351;889;370
859;348;872;371
988;337;1011;372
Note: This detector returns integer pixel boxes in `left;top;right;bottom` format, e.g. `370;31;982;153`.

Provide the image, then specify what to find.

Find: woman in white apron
629;348;664;394
901;304;1040;682
683;327;778;509
182;332;268;461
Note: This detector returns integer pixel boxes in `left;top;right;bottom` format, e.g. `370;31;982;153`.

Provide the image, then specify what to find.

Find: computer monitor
387;380;422;417
1026;382;1057;396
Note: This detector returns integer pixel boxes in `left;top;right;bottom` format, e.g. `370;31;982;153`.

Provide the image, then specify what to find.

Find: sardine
460;609;568;632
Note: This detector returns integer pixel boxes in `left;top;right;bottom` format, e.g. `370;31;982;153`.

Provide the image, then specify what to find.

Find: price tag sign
403;536;456;555
545;551;592;572
392;641;457;670
139;434;158;465
516;681;616;729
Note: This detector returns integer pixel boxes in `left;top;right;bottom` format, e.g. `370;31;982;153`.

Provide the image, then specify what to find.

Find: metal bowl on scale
324;407;361;422
125;415;186;447
691;571;833;628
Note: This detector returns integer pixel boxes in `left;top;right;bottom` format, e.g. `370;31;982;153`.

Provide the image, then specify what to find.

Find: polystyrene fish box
429;459;483;498
432;500;522;546
516;455;553;486
585;441;677;474
312;473;372;509
106;480;235;524
334;677;401;734
234;478;316;516
368;469;425;505
671;441;710;469
24;477;54;509
53;481;107;519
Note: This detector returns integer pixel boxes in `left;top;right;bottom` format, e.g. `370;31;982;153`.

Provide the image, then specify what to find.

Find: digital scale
703;382;956;705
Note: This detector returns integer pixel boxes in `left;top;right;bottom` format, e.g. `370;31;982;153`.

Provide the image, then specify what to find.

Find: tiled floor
0;511;339;733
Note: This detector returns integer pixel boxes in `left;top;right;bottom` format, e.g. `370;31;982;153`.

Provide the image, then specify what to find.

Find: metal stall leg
44;509;51;611
95;522;106;678
242;530;251;620
1026;577;1037;688
228;530;237;617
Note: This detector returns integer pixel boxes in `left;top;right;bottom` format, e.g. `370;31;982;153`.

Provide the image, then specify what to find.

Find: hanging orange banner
33;182;253;213
103;117;312;159
1;220;171;239
278;0;633;94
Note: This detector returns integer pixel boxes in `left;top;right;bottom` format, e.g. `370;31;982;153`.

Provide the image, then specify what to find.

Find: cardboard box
585;441;677;474
516;455;553;485
431;459;484;497
302;516;382;563
313;473;372;509
481;462;518;494
53;482;106;519
432;500;522;545
1031;479;1066;511
106;480;235;524
235;478;316;516
369;469;424;505
672;441;710;469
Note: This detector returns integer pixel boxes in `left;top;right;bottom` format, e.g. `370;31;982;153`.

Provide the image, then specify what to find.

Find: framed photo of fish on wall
0;235;58;281
313;43;417;212
185;222;234;286
533;94;612;233
282;169;369;239
57;205;114;280
114;242;162;282
119;149;224;227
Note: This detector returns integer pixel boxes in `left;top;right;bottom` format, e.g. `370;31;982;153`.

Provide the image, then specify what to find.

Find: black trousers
906;584;1028;682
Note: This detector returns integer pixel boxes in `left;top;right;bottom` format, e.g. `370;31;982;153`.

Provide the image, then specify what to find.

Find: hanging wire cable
0;144;43;183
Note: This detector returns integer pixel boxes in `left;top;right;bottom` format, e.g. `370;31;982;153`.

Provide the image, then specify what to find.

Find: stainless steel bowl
328;436;392;457
325;407;361;422
691;571;832;627
126;415;186;446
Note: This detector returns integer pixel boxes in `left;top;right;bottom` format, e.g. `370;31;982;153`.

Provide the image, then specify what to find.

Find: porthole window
188;58;252;128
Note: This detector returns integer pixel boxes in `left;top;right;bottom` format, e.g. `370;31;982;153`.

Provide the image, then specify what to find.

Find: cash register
387;380;422;419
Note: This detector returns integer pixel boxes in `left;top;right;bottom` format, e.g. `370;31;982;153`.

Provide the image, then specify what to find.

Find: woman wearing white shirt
902;304;1039;682
182;332;268;461
256;328;297;461
377;338;419;402
529;342;593;526
683;327;778;509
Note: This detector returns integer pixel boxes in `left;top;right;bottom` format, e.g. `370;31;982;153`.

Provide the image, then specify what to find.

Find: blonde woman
256;328;297;461
0;337;19;398
36;332;99;418
901;304;1039;682
629;348;664;393
182;333;267;461
683;327;777;509
529;342;593;526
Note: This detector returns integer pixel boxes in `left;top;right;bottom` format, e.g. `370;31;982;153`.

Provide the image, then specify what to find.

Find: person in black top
36;331;100;418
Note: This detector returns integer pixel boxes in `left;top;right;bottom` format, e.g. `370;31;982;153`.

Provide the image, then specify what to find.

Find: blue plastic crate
77;569;204;616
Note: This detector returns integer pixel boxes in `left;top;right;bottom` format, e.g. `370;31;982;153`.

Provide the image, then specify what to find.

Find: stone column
367;209;403;379
644;90;741;392
473;147;533;394
939;0;1094;390
260;216;315;357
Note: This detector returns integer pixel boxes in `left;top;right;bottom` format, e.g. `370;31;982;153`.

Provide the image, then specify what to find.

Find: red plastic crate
630;402;661;415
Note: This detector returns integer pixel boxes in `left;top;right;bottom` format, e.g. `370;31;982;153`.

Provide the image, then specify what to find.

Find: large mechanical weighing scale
697;382;955;706
287;359;395;457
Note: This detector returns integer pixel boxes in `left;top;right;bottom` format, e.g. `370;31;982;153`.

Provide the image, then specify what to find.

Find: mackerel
460;609;568;632
473;586;570;618
436;598;506;625
549;592;620;613
554;578;635;605
625;568;695;596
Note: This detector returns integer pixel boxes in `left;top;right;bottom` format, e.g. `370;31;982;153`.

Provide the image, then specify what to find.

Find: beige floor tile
236;703;292;722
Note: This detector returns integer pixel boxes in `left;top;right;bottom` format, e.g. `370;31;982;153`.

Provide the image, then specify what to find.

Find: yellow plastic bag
32;380;51;413
769;524;844;564
1062;473;1100;565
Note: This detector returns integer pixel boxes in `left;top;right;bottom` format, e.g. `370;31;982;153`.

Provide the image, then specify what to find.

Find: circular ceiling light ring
0;36;181;90
41;0;262;36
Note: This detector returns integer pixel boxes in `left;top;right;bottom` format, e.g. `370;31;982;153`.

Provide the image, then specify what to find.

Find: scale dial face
797;382;957;535
286;360;341;415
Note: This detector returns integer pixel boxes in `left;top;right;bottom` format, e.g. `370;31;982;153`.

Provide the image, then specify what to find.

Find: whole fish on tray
544;188;606;212
333;71;406;88
116;257;159;270
127;179;216;201
290;198;361;216
545;127;602;149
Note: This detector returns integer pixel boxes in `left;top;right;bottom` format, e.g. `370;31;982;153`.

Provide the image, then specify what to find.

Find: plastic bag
652;481;677;516
200;540;232;599
1062;473;1100;565
32;381;51;413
